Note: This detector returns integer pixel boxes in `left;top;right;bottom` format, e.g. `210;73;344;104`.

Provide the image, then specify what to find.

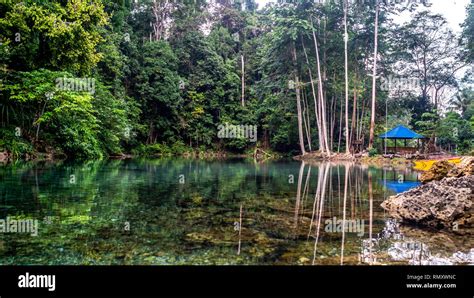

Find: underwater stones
298;256;310;263
385;236;473;265
381;175;473;231
420;160;454;183
185;232;216;243
248;245;276;258
185;226;274;247
191;195;203;205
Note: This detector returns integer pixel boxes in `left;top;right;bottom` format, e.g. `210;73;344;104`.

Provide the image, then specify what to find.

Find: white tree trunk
293;47;306;156
302;39;322;153
344;0;350;154
369;0;379;149
311;18;331;156
241;54;245;107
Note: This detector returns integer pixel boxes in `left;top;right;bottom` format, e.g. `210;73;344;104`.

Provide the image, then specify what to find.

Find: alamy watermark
380;75;420;92
325;216;365;236
217;123;257;142
0;216;38;237
55;77;95;95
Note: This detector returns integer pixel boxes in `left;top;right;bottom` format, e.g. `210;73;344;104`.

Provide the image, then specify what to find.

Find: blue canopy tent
379;125;425;154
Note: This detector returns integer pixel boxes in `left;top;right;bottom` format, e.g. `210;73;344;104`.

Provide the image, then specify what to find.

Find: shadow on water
0;158;472;265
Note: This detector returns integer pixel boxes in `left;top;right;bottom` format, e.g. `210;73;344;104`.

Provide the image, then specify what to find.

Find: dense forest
0;0;473;159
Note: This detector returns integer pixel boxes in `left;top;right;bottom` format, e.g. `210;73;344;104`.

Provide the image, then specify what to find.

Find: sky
255;0;471;32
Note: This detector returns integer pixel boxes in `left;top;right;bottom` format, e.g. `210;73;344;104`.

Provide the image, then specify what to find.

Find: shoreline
1;147;469;168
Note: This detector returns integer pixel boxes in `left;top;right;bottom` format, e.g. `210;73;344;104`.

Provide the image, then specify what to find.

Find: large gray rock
381;175;473;233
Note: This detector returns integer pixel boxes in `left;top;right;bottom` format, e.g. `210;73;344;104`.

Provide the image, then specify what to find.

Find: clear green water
0;158;472;265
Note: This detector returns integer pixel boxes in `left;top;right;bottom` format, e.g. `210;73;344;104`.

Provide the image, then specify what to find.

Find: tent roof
379;125;425;139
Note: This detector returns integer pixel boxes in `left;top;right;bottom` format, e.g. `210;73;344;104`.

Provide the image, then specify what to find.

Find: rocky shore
420;157;474;183
293;151;415;167
381;157;474;234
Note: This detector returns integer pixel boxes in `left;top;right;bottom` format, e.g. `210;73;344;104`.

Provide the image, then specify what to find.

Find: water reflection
381;168;421;194
0;159;471;265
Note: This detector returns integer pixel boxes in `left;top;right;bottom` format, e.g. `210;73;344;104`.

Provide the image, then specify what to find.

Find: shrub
0;128;35;159
368;148;378;157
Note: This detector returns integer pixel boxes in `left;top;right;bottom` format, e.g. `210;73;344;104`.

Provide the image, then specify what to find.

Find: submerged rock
381;175;473;232
359;219;473;265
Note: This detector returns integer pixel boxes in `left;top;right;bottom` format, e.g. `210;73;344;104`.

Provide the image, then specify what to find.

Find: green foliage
415;111;440;138
132;142;191;157
42;92;103;159
462;3;474;61
0;0;108;74
133;144;172;157
0;127;34;159
368;147;378;157
92;82;131;155
131;41;182;144
437;112;474;154
1;69;131;159
0;0;471;159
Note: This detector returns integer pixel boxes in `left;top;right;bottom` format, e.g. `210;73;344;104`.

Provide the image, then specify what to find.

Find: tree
343;0;350;154
393;12;467;112
368;0;379;150
132;41;181;144
0;0;108;74
449;88;473;119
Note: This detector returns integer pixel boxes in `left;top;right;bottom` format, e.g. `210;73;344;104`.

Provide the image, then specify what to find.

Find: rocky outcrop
448;156;474;178
420;160;454;183
381;175;473;233
420;157;474;183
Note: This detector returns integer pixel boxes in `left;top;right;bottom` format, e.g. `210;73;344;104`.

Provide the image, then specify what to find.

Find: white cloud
393;0;470;33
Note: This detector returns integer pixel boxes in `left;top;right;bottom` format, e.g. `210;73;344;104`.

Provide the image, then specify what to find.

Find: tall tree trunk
311;18;331;156
330;95;336;150
302;38;323;152
302;86;312;151
35;101;48;142
368;0;379;149
292;46;306;156
351;79;357;153
344;0;350;155
241;54;245;107
338;94;343;153
305;90;312;151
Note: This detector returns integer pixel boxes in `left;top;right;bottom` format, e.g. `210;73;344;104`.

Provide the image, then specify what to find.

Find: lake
0;158;472;265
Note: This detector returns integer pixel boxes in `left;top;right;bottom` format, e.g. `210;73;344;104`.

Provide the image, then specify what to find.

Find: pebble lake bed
0;158;472;265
